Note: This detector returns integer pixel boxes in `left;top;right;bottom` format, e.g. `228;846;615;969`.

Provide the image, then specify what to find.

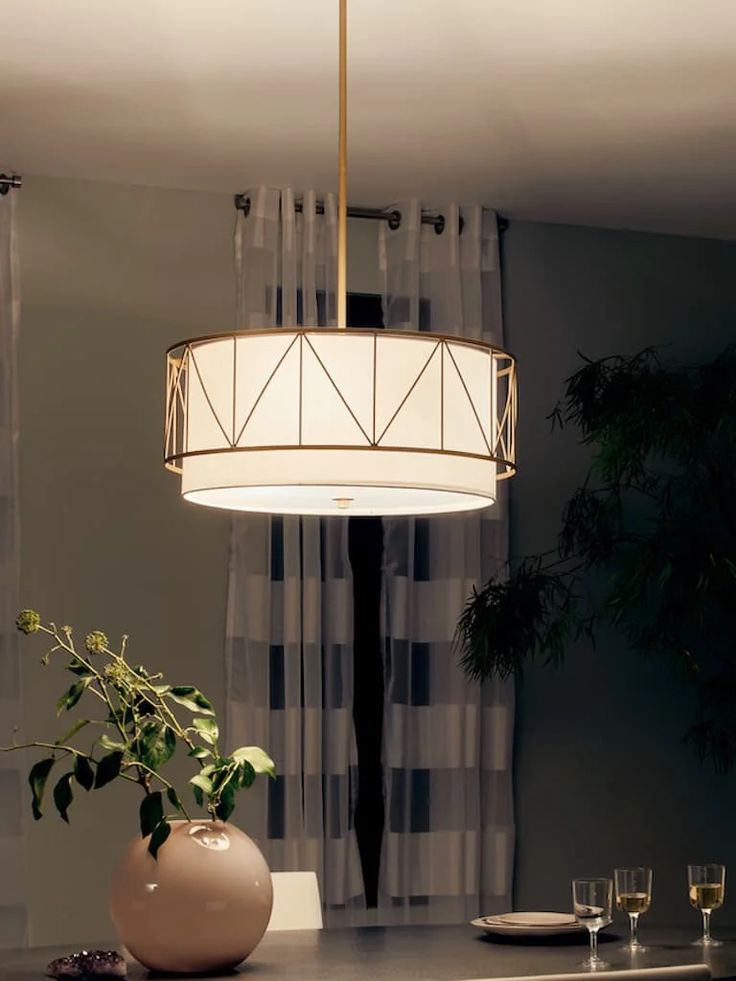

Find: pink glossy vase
110;820;273;973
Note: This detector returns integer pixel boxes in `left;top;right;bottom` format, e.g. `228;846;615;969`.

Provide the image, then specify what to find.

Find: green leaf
28;758;55;820
192;784;204;807
94;750;123;789
55;718;91;746
73;755;94;791
98;734;126;752
168;686;215;716
239;761;256;789
137;721;176;770
151;684;171;695
231;746;276;777
56;680;89;716
67;659;93;678
166;786;183;813
215;781;237;822
53;772;74;822
187;746;210;759
189;773;213;796
148;818;171;859
139;791;164;838
210;762;236;793
192;717;218;745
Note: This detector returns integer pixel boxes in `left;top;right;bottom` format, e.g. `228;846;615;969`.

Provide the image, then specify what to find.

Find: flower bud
16;610;41;635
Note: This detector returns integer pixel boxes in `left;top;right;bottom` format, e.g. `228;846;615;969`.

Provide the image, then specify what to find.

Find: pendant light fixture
164;1;517;516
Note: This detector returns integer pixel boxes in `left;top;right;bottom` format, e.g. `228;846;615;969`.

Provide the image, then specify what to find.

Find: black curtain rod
234;193;508;235
0;174;22;196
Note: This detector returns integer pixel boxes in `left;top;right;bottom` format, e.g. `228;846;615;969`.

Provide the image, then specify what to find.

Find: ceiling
2;0;735;239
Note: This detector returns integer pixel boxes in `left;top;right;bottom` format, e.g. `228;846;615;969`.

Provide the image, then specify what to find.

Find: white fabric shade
166;328;516;516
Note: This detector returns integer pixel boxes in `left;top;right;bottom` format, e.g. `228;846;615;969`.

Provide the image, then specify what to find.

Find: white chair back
461;968;711;981
268;871;324;931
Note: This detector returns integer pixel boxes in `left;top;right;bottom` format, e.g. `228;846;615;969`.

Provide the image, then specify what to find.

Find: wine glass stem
702;910;711;943
590;927;599;961
629;913;640;947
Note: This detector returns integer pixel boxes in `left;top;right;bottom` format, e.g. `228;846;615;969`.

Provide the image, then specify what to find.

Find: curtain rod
0;174;22;196
234;193;509;235
0;177;511;232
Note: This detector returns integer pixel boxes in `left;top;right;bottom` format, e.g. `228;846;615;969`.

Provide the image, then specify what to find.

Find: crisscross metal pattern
164;328;517;484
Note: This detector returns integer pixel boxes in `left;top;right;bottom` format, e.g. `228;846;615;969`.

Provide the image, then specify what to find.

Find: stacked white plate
471;911;584;937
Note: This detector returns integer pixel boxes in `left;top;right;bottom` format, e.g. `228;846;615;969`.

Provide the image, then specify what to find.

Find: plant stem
45;627;129;747
119;761;191;820
102;647;199;754
0;741;140;785
0;739;88;757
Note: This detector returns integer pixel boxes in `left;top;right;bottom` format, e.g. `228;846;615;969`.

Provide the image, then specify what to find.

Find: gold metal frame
164;328;517;480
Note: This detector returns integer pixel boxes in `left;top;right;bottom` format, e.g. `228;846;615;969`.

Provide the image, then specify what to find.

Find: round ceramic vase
110;820;273;973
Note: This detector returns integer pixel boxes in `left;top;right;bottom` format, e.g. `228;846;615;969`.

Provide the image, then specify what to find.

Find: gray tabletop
2;926;735;981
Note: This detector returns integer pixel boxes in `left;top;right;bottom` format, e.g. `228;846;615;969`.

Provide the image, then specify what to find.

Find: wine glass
688;864;725;946
615;867;652;951
573;878;613;970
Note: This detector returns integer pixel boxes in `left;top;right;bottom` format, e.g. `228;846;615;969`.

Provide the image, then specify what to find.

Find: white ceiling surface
2;1;736;239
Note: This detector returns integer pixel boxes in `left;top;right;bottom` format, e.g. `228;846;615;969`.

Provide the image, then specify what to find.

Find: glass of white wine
615;867;652;951
688;863;725;947
573;878;613;970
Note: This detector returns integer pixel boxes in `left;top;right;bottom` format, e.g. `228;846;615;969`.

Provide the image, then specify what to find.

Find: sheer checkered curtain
377;203;514;923
0;187;28;945
225;187;365;924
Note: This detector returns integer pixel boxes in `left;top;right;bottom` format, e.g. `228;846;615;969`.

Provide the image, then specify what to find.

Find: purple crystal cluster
47;950;126;979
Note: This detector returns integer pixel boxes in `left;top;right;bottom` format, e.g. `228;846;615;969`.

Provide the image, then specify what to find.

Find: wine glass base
580;958;610;971
692;938;722;947
620;944;649;953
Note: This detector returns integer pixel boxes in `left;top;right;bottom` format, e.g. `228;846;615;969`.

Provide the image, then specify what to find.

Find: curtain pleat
377;202;515;924
226;188;365;923
0;189;28;945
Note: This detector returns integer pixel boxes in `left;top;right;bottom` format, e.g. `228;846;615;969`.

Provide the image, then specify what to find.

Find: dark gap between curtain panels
347;291;386;908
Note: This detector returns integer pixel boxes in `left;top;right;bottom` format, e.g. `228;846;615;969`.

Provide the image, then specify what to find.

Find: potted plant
457;348;736;770
4;611;276;973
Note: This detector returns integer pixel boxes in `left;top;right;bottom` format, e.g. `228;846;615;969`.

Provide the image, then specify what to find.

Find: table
2;926;735;981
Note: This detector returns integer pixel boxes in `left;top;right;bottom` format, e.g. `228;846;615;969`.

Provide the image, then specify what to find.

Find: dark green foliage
169;686;215;716
136;721;176;771
458;347;736;770
94;751;123;789
53;773;74;823
56;680;89;716
28;758;55;820
139;791;164;838
148;819;171;857
73;755;94;791
457;560;582;682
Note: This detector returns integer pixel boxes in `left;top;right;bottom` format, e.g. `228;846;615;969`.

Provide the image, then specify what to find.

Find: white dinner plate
471;911;585;937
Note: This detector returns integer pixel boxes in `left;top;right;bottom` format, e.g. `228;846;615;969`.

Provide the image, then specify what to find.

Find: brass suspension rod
337;0;348;328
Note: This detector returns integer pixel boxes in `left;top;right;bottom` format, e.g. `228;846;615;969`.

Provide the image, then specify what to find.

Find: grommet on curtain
387;210;402;231
431;214;466;235
234;193;251;217
0;174;23;196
